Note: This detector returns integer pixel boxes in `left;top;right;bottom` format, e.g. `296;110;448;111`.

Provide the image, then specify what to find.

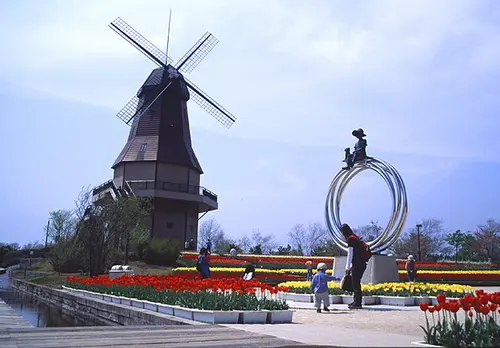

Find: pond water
0;270;100;327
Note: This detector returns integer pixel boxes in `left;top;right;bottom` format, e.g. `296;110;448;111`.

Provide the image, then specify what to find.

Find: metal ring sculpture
325;157;408;254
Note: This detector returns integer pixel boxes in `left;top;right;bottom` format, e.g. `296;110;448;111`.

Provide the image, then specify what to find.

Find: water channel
0;269;99;327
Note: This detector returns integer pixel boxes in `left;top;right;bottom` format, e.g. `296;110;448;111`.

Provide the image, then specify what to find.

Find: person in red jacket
341;223;367;309
405;255;417;282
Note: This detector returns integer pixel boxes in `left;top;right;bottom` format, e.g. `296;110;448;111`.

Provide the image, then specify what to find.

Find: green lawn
12;259;174;288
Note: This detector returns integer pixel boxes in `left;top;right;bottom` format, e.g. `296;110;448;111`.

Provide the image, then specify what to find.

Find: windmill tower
92;17;236;248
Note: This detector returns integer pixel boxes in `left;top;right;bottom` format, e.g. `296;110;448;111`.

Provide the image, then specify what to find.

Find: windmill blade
116;81;172;126
175;32;219;74
109;17;173;67
184;77;236;128
116;95;144;125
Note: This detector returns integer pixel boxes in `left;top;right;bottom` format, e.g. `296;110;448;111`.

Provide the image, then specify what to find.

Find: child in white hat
310;262;336;313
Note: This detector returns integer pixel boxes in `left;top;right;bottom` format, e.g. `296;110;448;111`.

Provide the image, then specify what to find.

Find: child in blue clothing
310;262;336;313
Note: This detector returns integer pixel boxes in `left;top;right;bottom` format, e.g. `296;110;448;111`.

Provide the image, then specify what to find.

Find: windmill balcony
92;179;118;203
127;180;218;212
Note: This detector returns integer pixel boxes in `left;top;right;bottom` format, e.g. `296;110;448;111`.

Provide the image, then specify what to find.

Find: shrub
48;238;86;273
144;239;180;266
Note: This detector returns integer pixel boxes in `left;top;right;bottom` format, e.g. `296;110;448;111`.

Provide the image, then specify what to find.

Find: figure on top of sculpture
342;128;368;170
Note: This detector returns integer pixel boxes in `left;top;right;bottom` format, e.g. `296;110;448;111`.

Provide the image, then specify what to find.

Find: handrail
126;180;218;202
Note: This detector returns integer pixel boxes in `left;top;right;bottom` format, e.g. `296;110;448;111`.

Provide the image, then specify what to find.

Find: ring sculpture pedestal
326;157;408;285
333;255;399;285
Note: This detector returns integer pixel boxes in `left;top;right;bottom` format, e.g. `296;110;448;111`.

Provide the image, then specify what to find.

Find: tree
47;186;152;275
274;244;292;255
249;244;262;255
47;209;75;244
239;229;276;254
456;234;481;262
353;221;383;241
287;222;327;256
105;196;152;264
474;219;500;262
445;230;467;263
311;239;346;257
198;218;226;252
392;218;448;260
75;205;110;276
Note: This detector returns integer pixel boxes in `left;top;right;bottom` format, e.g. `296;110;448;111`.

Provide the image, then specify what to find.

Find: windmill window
139;143;147;152
166;222;174;229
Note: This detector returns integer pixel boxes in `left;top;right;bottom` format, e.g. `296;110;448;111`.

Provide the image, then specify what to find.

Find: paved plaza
225;301;426;347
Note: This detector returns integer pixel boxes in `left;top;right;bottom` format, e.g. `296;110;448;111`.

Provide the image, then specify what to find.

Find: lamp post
416;224;422;261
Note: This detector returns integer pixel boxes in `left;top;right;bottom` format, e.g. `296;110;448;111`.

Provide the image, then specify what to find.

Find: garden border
63;286;294;324
278;292;437;306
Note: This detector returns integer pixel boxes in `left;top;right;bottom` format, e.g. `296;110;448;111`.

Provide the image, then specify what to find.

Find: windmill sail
176;32;219;74
109;17;172;68
184;77;236;128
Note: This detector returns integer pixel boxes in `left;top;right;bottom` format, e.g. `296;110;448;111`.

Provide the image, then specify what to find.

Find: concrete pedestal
332;255;399;285
109;265;134;280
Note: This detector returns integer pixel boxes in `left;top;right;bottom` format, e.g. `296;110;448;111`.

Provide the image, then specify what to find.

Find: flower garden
60;251;500;329
419;290;500;347
178;252;500;284
64;274;292;324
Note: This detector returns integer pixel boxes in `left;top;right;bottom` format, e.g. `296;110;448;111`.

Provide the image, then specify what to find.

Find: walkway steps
0;299;32;330
0;325;302;347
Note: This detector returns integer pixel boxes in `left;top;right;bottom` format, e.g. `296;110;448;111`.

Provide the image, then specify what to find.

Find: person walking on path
341;223;369;309
310;262;336;313
305;259;313;281
405;255;417;282
206;239;212;253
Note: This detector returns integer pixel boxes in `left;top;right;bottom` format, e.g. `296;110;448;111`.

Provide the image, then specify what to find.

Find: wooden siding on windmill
113;136;159;166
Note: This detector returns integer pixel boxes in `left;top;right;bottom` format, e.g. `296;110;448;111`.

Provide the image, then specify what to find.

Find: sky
1;0;499;247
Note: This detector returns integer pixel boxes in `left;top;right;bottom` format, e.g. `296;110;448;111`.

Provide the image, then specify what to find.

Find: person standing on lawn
341;223;369;309
305;258;313;281
310;262;336;313
405;255;417;282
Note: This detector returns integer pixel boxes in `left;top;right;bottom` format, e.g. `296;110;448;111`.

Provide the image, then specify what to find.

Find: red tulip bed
419;290;500;347
65;275;289;311
180;252;335;269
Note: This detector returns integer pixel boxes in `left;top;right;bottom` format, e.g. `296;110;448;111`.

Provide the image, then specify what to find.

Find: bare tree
474;219;500;262
353;221;383;241
198;217;225;251
288;221;327;256
239;229;276;254
238;235;252;253
392;218;449;260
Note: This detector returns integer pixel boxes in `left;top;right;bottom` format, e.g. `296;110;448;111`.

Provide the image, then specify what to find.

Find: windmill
92;16;236;247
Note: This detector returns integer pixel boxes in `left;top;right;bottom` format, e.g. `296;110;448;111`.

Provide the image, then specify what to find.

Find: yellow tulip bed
398;270;500;274
399;269;500;281
278;281;474;297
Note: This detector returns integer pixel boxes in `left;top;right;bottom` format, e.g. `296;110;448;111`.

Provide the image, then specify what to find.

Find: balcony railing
127;180;218;203
92;180;114;195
